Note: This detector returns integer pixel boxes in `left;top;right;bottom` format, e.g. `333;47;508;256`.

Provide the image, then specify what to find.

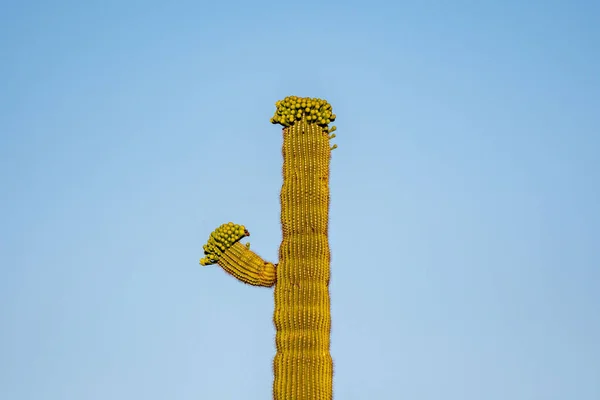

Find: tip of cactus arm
199;257;217;266
199;222;249;267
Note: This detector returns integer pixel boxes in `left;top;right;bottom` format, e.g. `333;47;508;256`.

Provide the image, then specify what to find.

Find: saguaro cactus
199;96;337;400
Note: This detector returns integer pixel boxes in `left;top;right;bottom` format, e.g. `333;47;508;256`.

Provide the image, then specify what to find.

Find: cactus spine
199;96;337;399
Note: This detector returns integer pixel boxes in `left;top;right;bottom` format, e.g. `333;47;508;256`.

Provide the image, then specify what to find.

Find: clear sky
1;1;599;399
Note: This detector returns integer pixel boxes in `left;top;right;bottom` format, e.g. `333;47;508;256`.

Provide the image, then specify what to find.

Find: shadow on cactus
199;96;338;399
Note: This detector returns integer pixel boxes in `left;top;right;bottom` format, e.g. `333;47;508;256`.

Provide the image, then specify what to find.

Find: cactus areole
199;96;337;399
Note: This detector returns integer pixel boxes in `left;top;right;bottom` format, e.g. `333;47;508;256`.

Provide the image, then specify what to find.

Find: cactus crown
270;95;336;128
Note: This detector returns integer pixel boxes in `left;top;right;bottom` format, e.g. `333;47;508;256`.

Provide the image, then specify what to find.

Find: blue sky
1;1;599;399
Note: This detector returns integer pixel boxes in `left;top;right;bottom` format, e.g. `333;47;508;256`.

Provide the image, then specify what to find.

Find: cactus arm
217;242;277;287
199;223;276;287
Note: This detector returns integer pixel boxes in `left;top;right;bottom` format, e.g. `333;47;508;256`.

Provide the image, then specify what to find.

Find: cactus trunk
273;119;333;399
